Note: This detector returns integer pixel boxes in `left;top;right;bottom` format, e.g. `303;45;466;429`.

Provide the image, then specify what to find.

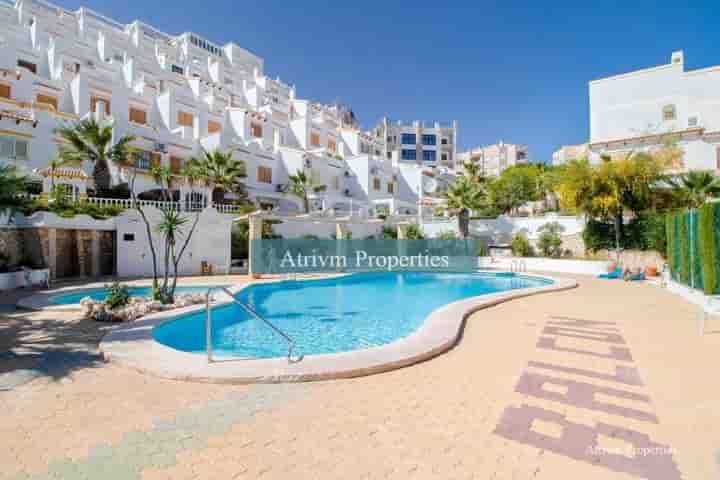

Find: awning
37;166;89;180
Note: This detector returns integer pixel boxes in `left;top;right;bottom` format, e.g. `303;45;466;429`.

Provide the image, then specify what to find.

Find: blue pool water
153;272;552;359
50;285;226;305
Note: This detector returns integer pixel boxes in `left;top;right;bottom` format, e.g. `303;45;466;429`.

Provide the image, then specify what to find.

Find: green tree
555;154;665;258
56;118;135;192
288;170;326;213
0;165;29;219
445;176;484;238
511;233;535;257
537;222;565;257
198;149;248;204
486;165;542;214
668;170;720;209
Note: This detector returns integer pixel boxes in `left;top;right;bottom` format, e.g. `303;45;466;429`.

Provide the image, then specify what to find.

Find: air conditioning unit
276;183;288;193
688;116;701;128
304;158;312;168
344;188;351;197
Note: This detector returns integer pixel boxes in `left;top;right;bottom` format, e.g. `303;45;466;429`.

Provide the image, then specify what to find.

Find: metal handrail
206;287;303;364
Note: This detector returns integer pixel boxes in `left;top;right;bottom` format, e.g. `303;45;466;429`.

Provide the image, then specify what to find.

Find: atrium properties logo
251;239;481;274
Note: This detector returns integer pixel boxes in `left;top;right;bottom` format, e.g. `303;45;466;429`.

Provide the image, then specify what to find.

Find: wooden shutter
36;94;57;110
328;139;336;152
129;107;147;125
177;111;193;127
170;156;183;174
257;166;272;183
0;84;11;99
90;96;111;114
251;123;262;138
208;120;221;134
310;132;320;147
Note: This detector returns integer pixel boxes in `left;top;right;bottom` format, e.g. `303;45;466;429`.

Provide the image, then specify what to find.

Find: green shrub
583;211;667;254
405;224;425;239
678;214;689;284
382;226;397;239
699;205;717;294
436;230;457;240
510;233;535;257
105;282;130;310
537;222;564;257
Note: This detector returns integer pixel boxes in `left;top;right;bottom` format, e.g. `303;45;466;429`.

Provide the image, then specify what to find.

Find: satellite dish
422;175;438;194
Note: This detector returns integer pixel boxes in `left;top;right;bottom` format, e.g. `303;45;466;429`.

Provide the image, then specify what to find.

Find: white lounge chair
699;295;720;335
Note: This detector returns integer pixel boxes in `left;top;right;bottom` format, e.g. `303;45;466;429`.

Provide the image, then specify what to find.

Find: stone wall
0;226;115;279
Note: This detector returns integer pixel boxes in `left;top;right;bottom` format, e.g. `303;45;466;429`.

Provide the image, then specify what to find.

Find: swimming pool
49;285;227;305
153;272;552;359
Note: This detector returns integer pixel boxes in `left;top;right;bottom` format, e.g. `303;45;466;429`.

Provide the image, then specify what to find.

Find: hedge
667;204;720;294
583;211;667;253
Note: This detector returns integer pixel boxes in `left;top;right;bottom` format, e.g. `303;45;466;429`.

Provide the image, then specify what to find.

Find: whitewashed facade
0;0;458;216
589;50;720;171
457;142;529;177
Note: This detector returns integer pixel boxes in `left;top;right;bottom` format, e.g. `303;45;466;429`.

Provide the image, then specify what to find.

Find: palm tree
0;165;29;220
669;171;720;209
194;149;247;204
56;118;135;193
445;176;484;238
288;170;326;213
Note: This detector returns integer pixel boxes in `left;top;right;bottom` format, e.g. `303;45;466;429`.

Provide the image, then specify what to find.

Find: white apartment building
0;0;457;217
457;142;529;177
377;118;458;169
552;143;589;166
589;50;720;171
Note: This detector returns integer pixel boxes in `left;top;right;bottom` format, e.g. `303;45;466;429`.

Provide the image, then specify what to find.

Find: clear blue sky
56;0;718;163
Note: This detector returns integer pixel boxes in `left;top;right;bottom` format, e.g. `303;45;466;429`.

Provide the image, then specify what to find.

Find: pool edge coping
98;273;578;384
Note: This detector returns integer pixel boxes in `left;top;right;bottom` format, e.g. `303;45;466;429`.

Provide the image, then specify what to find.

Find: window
17;59;37;74
251;123;263;138
0;136;28;161
360;142;370;154
129;107;147;125
257;166;272;183
441;137;449;145
663;104;676;121
208;120;221;134
421;134;436;146
401;149;416;161
328;139;337;152
177;111;194;127
0;84;11;99
372;177;381;191
171;64;184;75
441;153;448;161
688;116;699;128
90;96;111;115
123;233;135;242
387;182;395;194
134;150;152;170
170;156;184;174
310;132;321;147
422;150;437;162
401;133;416;145
36;94;58;110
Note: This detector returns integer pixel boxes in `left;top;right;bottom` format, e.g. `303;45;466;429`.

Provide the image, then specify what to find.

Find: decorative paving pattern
494;316;682;479
8;384;306;480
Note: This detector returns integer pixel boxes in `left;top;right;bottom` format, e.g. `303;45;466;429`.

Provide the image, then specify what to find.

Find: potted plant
645;265;658;277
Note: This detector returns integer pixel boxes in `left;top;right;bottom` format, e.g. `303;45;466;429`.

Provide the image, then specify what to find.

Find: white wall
479;256;611;275
421;214;586;244
273;220;384;239
115;206;232;277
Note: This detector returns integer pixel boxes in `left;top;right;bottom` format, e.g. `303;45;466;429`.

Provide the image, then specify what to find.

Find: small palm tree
669;171;720;209
445;176;484;238
56;118;135;192
288;170;326;213
194;149;247;204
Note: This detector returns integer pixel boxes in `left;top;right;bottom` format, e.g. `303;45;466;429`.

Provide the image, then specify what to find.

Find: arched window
662;104;676;121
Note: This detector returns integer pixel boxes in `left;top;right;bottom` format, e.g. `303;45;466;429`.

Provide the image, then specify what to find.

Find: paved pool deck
1;273;718;479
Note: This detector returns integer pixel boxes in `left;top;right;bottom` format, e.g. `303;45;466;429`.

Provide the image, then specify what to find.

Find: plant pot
645;266;658;277
607;263;618;273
